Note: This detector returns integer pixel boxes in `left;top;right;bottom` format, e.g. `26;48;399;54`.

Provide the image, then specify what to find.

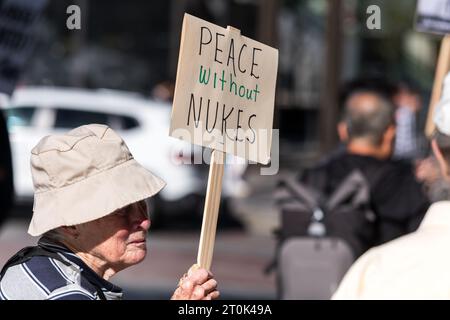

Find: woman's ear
432;139;450;179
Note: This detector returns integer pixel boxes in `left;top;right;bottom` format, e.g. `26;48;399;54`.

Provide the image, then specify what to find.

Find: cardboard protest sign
416;0;450;35
415;1;450;135
170;14;278;270
424;35;450;137
170;13;278;165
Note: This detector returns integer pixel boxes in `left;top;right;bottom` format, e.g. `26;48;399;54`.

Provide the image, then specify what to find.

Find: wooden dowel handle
197;150;225;270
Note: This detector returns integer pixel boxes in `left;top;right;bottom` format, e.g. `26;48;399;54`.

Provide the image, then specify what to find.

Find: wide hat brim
28;159;166;236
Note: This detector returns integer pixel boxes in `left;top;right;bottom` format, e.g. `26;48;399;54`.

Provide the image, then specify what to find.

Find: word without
199;66;260;102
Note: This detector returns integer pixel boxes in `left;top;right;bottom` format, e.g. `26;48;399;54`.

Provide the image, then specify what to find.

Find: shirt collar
419;201;450;231
37;237;123;294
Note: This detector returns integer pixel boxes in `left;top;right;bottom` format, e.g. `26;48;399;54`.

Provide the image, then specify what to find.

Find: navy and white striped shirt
0;238;123;300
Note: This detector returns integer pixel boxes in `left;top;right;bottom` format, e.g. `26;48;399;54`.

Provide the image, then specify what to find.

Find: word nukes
199;66;260;102
199;26;262;80
187;93;257;144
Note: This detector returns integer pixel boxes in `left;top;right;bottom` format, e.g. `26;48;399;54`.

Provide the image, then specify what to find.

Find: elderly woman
0;124;219;300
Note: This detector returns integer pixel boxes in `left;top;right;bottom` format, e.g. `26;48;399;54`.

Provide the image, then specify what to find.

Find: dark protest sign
416;0;450;35
170;14;278;165
0;0;47;95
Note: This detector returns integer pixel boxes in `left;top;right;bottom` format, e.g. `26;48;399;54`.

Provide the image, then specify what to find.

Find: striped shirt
394;106;417;160
0;238;123;300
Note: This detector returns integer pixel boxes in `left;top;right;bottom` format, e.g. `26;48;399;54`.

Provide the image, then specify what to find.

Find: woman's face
75;200;151;271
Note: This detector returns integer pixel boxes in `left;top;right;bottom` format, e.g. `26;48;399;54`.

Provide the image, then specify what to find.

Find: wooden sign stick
196;25;241;271
197;149;225;270
425;35;450;137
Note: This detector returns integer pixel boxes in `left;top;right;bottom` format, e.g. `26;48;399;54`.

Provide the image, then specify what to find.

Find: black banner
0;0;47;95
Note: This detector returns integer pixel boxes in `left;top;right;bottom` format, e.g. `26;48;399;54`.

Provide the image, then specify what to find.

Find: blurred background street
0;0;445;300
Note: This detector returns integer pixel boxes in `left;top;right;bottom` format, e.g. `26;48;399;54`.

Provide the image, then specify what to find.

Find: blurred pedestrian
392;81;425;160
301;86;429;249
0;124;219;300
151;80;175;103
333;72;450;299
415;154;450;203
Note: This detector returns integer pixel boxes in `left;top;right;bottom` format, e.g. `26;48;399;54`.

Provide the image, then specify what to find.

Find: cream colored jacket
333;201;450;300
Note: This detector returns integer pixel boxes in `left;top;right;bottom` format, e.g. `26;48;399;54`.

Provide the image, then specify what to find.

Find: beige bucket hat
28;124;166;236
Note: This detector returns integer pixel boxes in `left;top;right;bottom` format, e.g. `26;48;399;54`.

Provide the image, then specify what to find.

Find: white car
2;86;220;223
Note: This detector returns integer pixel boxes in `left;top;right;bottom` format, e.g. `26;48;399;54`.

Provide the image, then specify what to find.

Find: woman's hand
171;264;220;300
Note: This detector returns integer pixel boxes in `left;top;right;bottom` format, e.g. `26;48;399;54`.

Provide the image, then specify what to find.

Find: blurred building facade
20;0;440;167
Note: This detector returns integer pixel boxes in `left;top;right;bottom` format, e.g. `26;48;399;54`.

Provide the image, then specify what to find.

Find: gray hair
343;90;395;146
428;130;450;202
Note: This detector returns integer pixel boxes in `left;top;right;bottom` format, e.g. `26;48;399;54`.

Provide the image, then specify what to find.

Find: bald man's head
342;91;395;146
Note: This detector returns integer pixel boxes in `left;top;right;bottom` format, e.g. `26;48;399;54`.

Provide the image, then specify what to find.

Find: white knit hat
28;124;166;236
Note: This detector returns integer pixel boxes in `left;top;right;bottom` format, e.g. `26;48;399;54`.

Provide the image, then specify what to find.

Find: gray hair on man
342;90;395;146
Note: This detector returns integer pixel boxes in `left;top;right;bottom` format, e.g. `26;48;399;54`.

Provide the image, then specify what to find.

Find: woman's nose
139;218;151;231
129;202;151;230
